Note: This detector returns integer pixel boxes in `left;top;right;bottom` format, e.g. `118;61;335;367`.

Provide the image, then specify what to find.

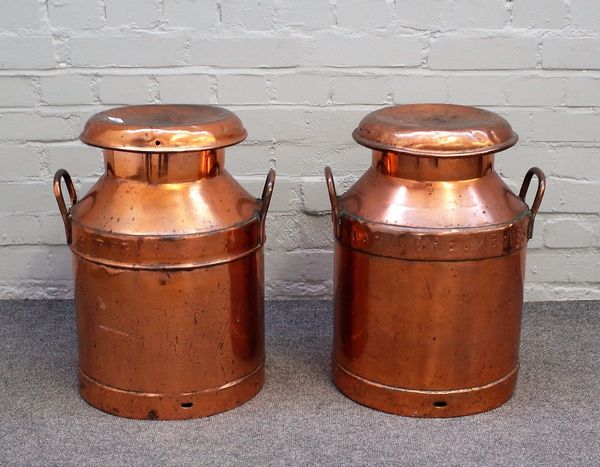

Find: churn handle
259;168;276;242
324;166;340;238
519;167;546;240
53;169;78;245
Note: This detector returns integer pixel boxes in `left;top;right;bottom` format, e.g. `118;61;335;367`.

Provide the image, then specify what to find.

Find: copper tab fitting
326;104;546;417
54;105;276;419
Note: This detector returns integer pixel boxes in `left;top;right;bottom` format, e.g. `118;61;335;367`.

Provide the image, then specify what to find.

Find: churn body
325;104;545;417
54;105;275;419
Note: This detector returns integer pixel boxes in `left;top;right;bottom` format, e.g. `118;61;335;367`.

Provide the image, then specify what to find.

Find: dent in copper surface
327;104;545;418
54;105;275;420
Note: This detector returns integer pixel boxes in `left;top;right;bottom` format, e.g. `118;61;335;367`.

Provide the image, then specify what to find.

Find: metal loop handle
53;169;78;245
324;166;340;238
518;167;546;240
259;168;276;242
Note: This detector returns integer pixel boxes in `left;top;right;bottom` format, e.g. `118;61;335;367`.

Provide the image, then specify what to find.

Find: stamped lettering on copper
341;217;528;260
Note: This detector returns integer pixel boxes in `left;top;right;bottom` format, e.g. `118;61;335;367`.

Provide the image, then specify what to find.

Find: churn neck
105;149;225;183
372;151;495;181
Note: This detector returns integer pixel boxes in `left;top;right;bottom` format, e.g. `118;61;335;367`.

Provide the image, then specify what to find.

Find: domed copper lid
352;104;518;157
80;104;247;152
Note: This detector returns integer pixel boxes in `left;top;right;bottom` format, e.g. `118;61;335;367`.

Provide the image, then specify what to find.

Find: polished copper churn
325;104;545;417
54;105;275;419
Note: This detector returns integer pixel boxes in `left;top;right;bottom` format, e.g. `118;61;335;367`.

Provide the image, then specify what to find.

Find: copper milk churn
53;105;276;419
325;104;545;417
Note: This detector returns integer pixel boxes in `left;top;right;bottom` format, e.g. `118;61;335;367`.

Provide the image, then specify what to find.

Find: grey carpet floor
0;300;599;466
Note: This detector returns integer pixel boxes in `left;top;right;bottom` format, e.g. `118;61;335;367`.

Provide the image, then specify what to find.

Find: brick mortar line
5;68;600;76
2;26;600;34
5;104;600;112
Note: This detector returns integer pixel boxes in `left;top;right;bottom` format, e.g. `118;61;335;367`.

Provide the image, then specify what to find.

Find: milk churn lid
80;104;247;152
353;104;518;157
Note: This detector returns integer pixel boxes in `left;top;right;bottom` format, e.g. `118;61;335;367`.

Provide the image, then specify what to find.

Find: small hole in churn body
433;400;447;408
181;402;193;408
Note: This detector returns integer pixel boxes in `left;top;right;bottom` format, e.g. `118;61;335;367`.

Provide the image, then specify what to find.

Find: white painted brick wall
0;77;38;107
0;37;56;69
450;0;509;28
0;145;41;180
542;37;600;69
46;144;102;176
70;33;189;67
447;75;507;106
97;76;154;104
392;75;448;103
505;76;564;107
565;76;600;106
272;74;331;104
336;0;394;29
429;35;538;70
158;75;212;104
569;0;600;30
40;75;94;105
511;0;567;29
395;0;452;30
48;0;105;30
1;0;599;301
225;0;282;30
163;0;218;29
277;1;332;30
0;0;43;29
0;113;77;141
217;75;268;104
333;75;390;104
308;35;424;67
191;37;305;67
105;0;161;28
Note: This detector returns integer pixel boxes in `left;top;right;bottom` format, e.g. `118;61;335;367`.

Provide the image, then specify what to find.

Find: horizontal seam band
334;359;519;395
